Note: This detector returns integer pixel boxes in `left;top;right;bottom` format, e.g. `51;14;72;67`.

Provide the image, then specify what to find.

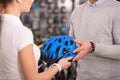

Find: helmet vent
46;43;52;52
65;41;68;46
56;45;60;55
70;40;73;45
62;48;70;54
55;38;61;43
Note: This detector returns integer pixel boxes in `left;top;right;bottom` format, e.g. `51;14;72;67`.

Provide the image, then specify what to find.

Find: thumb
74;40;82;45
66;57;73;60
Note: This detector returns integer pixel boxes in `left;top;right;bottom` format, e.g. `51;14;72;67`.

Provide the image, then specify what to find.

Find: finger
64;57;73;62
73;51;85;61
66;57;73;60
73;40;82;47
73;39;83;44
73;47;79;53
73;47;81;53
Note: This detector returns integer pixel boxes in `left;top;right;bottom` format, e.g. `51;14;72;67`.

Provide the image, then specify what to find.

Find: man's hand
73;40;91;61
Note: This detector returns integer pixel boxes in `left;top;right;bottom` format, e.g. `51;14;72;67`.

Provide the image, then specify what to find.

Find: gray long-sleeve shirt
69;0;120;80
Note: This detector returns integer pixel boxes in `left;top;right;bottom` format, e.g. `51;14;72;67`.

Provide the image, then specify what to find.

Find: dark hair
0;0;12;33
0;9;2;33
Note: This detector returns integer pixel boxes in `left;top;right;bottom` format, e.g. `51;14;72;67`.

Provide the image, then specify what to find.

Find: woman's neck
4;4;20;18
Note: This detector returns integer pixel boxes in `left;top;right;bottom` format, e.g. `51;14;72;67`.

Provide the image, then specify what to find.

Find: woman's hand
58;57;72;70
73;40;92;61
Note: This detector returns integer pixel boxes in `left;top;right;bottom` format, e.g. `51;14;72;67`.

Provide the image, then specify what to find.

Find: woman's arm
19;44;71;80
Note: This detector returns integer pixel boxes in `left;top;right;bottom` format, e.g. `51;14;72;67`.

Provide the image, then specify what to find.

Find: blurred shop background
20;0;120;45
20;0;87;45
20;1;87;80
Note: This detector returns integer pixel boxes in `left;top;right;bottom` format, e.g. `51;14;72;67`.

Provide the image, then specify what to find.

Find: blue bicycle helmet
40;35;77;64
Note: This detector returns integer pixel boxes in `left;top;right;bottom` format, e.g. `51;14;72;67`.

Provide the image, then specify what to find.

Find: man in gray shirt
69;0;120;80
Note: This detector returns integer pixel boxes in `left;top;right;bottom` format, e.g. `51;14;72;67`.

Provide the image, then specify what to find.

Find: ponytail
0;2;2;31
0;0;12;32
0;13;1;34
0;7;2;33
0;13;1;24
